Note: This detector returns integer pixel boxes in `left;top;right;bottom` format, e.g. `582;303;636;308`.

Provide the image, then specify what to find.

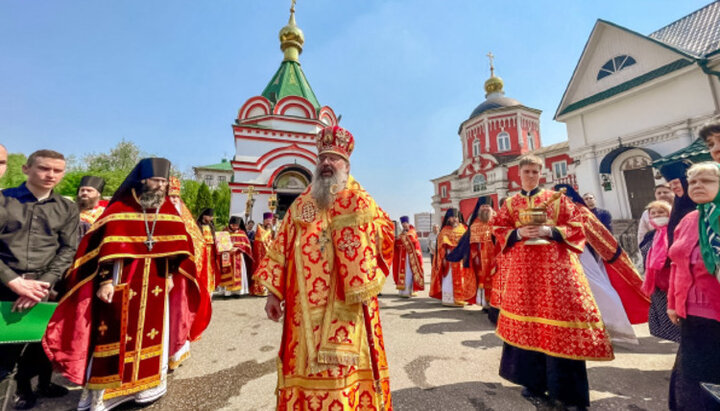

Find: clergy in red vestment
42;158;212;411
216;216;253;296
77;175;107;239
250;212;274;296
392;216;424;297
429;208;476;306
197;208;220;296
492;155;612;409
447;196;498;310
254;125;394;411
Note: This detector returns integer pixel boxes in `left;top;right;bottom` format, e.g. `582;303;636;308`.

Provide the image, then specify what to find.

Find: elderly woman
667;162;720;410
641;200;680;342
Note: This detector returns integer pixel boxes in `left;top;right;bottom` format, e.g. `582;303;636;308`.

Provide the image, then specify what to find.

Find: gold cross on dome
487;51;495;76
151;285;162;297
98;321;108;337
146;328;159;340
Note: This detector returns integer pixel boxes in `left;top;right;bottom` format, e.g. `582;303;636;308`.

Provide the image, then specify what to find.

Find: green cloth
698;163;720;282
0;301;56;344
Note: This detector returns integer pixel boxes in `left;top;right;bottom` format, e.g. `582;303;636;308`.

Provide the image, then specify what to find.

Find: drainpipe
699;59;720;114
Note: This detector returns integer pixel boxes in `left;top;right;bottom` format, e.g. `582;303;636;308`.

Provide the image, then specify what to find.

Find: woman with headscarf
555;184;648;344
666;162;720;410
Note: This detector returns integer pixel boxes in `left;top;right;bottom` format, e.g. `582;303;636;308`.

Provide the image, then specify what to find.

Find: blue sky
0;0;712;218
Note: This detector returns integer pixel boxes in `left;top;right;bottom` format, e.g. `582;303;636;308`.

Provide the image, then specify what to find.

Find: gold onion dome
484;75;504;96
279;2;304;62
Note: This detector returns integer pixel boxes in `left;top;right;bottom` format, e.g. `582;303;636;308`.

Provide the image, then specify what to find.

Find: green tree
180;179;200;216
0;153;27;189
84;139;141;172
195;183;213;218
213;182;231;228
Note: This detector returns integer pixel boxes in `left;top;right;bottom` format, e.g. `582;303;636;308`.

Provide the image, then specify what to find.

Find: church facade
431;65;575;223
555;2;720;220
227;7;336;222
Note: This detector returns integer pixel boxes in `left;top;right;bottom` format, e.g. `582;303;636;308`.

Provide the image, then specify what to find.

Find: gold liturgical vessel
518;188;566;246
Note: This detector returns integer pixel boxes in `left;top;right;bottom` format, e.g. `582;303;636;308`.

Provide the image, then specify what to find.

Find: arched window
527;131;535;150
497;131;510;152
472;174;486;192
472;139;481;157
597;55;636;80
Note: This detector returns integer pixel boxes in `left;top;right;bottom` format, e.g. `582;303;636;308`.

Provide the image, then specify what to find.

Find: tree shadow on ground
461;332;503;350
391;381;535;411
381;297;496;334
613;336;678;355
588;367;671;410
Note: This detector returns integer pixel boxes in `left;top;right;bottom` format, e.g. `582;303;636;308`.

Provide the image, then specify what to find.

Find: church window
527;131;535;150
204;175;214;186
552;161;568;179
472;139;481;157
472;174;487;192
441;185;447;197
597;55;636;80
218;175;226;184
497;131;510;152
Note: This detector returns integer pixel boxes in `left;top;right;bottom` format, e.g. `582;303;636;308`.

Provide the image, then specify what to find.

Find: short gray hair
687;161;720;180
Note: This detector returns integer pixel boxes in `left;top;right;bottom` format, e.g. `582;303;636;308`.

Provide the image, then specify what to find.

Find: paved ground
33;257;678;410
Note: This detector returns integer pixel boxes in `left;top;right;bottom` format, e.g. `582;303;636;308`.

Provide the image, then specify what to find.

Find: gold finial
487;51;495;77
484;51;504;96
279;0;304;62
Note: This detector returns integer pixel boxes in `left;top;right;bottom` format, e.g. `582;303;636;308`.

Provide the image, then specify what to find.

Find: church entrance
273;167;312;219
620;155;656;219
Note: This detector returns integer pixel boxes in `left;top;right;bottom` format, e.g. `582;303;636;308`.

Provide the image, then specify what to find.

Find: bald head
0;144;7;179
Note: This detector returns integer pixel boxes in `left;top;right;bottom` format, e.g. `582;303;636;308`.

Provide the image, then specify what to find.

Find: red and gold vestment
429;224;476;304
80;204;106;226
42;192;212;399
253;176;394;411
578;206;650;324
469;220;497;292
492;189;613;361
251;224;272;296
217;230;253;292
199;225;219;294
392;226;424;292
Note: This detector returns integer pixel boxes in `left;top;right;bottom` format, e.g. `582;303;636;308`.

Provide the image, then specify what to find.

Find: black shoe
37;382;69;398
521;387;549;407
13;391;37;410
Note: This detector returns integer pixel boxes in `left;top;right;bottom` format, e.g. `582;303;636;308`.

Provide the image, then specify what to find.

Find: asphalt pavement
34;257;677;410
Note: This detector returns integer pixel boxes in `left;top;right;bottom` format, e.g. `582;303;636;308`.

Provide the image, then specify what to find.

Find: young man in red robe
392;216;424;297
197;208;220;296
429;208;476;306
42;158;211;411
216;216;253;296
492;155;612;409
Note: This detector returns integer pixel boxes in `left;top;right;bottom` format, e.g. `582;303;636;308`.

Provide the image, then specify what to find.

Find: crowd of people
0;120;719;411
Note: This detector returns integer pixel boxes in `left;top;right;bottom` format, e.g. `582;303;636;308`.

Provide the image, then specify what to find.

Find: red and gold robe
79;204;106;226
42;192;212;399
199;225;219;294
253;175;394;411
429;224;476;305
392;226;424;293
251;224;272;296
470;220;497;292
217;229;253;292
578;206;650;324
492;189;613;361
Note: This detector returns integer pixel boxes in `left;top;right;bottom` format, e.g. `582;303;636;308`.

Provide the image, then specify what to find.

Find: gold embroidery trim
499;309;605;330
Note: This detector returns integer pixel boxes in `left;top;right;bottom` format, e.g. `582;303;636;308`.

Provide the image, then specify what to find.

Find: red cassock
199;225;220;294
250;225;272;296
492;189;613;361
392;227;425;292
42;194;212;397
469;220;498;293
429;224;476;304
578;206;650;324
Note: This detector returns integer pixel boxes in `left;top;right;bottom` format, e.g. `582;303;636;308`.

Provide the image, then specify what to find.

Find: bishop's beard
138;184;166;210
478;209;492;222
311;167;348;210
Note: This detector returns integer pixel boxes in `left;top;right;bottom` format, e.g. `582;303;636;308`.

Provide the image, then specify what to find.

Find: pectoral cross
144;237;156;251
318;228;331;253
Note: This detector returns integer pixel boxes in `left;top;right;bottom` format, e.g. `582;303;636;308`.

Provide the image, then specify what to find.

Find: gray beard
311;168;348;210
138;186;165;210
478;210;491;222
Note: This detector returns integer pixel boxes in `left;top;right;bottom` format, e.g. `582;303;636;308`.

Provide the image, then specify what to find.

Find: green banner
0;301;57;344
